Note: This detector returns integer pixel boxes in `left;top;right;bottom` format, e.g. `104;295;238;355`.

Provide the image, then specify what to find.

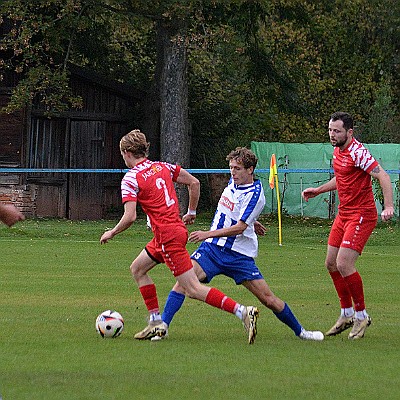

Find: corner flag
269;154;277;189
269;153;282;246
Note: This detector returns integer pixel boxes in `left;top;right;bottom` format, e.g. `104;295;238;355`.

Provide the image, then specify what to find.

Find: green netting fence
251;142;400;219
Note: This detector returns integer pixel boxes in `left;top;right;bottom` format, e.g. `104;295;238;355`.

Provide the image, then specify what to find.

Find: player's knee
177;280;203;300
325;258;336;271
180;285;198;299
130;262;142;280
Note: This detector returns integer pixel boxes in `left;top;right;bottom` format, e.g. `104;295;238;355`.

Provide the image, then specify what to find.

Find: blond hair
120;129;150;158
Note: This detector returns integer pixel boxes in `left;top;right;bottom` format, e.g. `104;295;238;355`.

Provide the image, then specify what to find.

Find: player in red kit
302;112;394;339
100;130;259;343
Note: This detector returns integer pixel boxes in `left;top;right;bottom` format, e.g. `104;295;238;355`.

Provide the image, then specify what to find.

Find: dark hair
226;147;258;170
330;112;353;131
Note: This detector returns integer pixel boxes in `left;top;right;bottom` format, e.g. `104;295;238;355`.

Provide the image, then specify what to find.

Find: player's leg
337;247;371;339
242;279;323;341
329;215;376;339
161;231;258;343
131;246;166;340
158;251;248;340
161;259;258;337
175;268;259;344
242;279;283;312
325;215;357;336
325;244;356;336
161;260;207;327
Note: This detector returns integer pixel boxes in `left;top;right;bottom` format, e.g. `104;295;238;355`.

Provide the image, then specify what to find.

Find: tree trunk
156;19;190;213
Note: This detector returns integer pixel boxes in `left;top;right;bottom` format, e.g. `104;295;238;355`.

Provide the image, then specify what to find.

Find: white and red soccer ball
95;310;124;338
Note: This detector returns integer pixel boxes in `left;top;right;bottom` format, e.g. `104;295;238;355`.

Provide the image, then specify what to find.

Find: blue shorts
190;241;264;285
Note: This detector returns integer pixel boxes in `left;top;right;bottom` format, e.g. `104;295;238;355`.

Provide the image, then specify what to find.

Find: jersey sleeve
121;173;138;203
163;162;181;182
354;146;378;173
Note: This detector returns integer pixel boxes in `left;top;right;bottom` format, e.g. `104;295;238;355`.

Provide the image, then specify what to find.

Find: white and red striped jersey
333;138;378;215
206;178;265;258
121;159;182;230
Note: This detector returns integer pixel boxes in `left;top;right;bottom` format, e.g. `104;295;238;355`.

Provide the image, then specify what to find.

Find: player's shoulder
348;138;369;153
348;138;373;159
249;179;264;192
236;180;264;197
122;168;138;181
154;160;179;171
254;179;263;189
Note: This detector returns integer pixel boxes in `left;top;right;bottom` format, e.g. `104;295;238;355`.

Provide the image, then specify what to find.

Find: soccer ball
95;310;124;338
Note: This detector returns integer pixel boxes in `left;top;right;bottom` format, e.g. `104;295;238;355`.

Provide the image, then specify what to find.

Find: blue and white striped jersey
205;178;265;258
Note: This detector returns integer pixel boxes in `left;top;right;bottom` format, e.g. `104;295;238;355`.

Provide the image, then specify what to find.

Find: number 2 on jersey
156;178;176;207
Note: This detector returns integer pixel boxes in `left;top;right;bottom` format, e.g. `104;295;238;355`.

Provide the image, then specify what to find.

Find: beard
330;137;347;147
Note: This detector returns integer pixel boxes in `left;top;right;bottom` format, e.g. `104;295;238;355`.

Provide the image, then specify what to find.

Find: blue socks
274;303;303;336
162;290;185;326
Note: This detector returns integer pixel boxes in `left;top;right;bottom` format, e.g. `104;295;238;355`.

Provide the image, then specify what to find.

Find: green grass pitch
0;216;399;399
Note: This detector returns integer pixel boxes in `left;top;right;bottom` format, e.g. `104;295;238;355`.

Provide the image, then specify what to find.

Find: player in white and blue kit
157;147;324;341
191;175;265;284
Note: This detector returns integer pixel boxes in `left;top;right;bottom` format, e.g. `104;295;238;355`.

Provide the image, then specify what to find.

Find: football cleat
325;315;354;336
348;316;372;340
299;328;324;341
242;306;259;345
134;320;168;340
150;323;169;341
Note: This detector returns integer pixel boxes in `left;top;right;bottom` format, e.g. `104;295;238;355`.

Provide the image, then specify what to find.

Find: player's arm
302;177;337;202
175;168;200;225
189;220;248;243
100;201;137;244
369;164;394;221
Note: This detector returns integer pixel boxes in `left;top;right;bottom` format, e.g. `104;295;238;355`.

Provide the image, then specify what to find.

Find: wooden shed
0;65;152;219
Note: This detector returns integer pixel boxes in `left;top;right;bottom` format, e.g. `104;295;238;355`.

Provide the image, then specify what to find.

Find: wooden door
68;120;105;220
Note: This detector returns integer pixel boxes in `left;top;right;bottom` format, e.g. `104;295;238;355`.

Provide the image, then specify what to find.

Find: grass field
0;215;399;400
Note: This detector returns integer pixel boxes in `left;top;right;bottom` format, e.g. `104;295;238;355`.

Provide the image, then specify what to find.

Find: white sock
341;307;354;318
355;310;368;320
149;312;162;322
235;305;246;320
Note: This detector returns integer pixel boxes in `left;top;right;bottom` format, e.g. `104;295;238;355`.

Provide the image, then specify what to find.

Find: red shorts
145;224;193;277
328;212;377;254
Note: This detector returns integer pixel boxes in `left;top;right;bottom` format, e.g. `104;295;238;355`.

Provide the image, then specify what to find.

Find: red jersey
333;138;378;215
121;159;183;231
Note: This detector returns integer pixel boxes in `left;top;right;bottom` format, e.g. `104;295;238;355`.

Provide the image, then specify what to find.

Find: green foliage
1;0;399;145
0;0;157;113
0;0;90;113
364;79;399;143
189;0;399;151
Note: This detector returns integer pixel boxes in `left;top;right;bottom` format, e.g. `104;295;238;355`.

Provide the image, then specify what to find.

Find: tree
0;0;194;164
364;79;398;143
1;0;399;165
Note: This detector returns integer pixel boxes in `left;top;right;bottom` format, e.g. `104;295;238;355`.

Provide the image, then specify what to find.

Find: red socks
140;285;238;315
205;288;237;313
344;271;366;311
139;284;159;314
329;271;366;311
329;271;353;309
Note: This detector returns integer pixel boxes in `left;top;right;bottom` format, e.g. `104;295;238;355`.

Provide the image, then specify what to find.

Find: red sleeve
365;159;379;174
171;165;181;182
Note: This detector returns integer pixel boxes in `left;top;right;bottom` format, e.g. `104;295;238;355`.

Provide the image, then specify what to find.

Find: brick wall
0;184;37;217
